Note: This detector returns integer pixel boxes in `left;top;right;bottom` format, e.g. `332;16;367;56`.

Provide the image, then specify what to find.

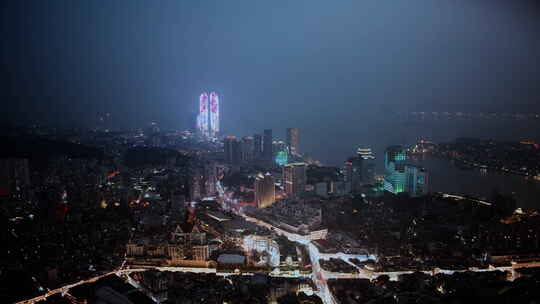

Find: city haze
2;0;540;164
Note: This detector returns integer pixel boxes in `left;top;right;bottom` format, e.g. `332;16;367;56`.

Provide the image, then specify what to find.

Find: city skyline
3;1;540;166
2;2;540;302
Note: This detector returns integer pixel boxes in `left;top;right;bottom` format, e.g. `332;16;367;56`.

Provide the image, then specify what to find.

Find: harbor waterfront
409;154;540;209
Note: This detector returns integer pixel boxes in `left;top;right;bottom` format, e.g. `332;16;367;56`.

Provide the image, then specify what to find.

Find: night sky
2;0;540;164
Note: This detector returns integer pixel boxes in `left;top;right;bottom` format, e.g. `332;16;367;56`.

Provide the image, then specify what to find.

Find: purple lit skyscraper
198;92;209;137
209;92;220;137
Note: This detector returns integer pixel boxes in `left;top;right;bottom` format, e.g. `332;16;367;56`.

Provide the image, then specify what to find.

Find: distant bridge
440;193;492;206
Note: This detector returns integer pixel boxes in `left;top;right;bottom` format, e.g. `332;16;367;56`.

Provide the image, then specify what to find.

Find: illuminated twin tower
196;92;220;138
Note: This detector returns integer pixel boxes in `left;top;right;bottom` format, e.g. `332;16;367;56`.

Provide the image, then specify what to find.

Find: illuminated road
238;211;540;303
239;213;336;303
16;240;540;304
15;263;315;304
15;270;121;304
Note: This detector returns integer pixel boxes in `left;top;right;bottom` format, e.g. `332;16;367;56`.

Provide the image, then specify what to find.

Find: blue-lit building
384;145;429;196
275;151;288;166
405;165;429;197
273;140;289;167
384;145;408;194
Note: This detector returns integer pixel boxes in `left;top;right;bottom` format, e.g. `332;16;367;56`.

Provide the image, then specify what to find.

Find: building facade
197;92;209;138
286;128;300;156
224;136;241;165
283;162;307;198
357;147;375;185
243;235;280;267
384;145;428;196
253;134;263;160
273;140;289;166
241;136;255;163
209;92;220;138
405;165;429;197
384;145;408;194
255;172;275;208
263;129;273;166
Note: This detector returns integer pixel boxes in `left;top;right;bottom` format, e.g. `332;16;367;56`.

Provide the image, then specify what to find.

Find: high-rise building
362;161;376;185
233;140;241;165
203;161;217;197
344;161;353;187
196;91;219;138
275;150;288;167
350;156;363;194
286;128;300;156
209;92;220;137
241;136;255;163
197;92;209;138
283;162;307;198
255;172;275;208
384;145;428;196
273;140;289;166
357;147;374;160
384;145;408;194
405;165;429;197
224;136;235;164
357;147;375;185
253;134;262;159
224;136;241;165
263;129;273;165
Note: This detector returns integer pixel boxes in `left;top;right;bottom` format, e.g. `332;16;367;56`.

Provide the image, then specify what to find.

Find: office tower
273;140;288;166
263;129;273;165
241;136;255;163
283;162;307;197
384;145;408;194
254;172;276;208
346;156;363;194
224;136;240;165
357;147;374;160
344;161;353;184
417;168;429;196
209;92;220;137
275;150;288;167
203;161;217;197
197;92;209;138
357;147;375;185
253;134;262;159
286;128;300;156
224;136;235;164
362;161;376;185
233;140;241;165
405;165;429;197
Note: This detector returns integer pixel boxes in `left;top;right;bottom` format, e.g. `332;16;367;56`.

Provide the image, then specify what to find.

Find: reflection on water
409;155;540;209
